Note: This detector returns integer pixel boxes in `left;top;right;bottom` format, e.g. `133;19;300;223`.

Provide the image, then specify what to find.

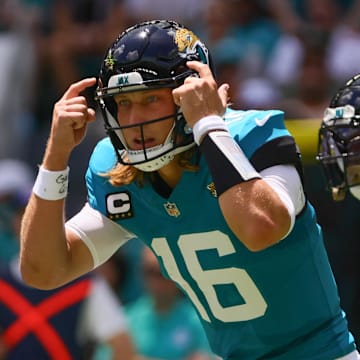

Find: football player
318;73;360;202
20;20;359;359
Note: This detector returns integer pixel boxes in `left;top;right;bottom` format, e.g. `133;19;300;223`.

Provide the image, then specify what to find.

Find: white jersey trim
336;350;360;360
66;203;135;268
260;164;305;239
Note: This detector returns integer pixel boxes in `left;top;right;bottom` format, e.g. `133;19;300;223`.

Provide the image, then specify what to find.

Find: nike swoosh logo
255;113;272;127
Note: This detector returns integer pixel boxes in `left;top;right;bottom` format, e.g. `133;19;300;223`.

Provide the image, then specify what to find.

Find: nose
129;105;145;126
118;103;146;127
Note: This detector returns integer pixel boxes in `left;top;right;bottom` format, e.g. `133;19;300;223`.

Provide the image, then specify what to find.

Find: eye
146;94;158;103
116;98;130;107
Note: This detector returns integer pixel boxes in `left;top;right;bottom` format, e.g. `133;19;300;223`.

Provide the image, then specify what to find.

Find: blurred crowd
1;0;360;358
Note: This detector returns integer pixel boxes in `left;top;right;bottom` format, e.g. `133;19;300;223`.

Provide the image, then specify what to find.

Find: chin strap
131;142;195;172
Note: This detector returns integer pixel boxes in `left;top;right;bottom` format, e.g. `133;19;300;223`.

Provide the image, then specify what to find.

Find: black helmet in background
317;74;360;200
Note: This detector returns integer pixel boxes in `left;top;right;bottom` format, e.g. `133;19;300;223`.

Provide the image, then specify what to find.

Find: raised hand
172;61;229;128
43;78;97;170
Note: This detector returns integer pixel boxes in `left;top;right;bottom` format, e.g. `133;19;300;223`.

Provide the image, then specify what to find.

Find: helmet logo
116;75;129;86
108;72;144;89
175;28;199;54
323;105;355;125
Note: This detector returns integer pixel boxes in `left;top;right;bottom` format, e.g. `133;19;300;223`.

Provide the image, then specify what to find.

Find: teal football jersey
86;109;356;359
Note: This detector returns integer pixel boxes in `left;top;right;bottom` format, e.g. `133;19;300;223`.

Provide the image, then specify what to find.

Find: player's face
114;88;175;150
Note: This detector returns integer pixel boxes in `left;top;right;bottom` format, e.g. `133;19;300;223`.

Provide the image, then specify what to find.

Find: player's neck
157;159;183;189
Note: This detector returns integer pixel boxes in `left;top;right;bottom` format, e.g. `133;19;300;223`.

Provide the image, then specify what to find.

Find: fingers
186;61;229;105
61;77;97;101
173;62;229;127
87;108;96;122
186;61;213;78
58;102;96;128
57;79;97;127
54;93;96;131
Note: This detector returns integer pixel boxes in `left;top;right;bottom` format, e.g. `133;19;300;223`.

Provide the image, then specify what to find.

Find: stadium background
2;0;360;357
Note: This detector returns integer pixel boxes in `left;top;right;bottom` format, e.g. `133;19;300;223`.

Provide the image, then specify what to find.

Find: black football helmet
317;73;360;200
96;19;213;171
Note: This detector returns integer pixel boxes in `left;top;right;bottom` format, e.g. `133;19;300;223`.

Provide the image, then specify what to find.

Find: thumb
218;83;230;107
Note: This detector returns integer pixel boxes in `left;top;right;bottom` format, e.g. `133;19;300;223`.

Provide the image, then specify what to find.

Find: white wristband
192;115;228;145
33;166;69;201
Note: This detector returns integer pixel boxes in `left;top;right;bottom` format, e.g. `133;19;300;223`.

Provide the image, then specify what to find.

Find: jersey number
152;231;267;323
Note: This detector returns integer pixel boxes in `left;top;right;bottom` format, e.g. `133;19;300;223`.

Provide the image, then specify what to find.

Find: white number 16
152;230;267;323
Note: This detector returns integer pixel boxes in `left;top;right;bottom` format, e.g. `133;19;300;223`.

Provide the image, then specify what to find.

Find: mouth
130;137;157;150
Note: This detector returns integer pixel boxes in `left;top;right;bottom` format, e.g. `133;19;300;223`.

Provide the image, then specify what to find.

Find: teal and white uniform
76;109;356;359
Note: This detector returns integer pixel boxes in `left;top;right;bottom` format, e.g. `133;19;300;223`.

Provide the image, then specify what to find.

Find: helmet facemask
317;104;360;200
95;20;213;171
99;96;194;171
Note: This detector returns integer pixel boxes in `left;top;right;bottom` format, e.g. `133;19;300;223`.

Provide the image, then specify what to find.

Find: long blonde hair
104;148;199;187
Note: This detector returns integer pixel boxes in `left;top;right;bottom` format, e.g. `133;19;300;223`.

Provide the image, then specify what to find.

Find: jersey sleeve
66;203;134;268
85;137;118;212
229;110;304;182
70;138;136;267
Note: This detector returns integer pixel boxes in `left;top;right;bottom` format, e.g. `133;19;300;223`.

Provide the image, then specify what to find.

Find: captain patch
106;191;133;220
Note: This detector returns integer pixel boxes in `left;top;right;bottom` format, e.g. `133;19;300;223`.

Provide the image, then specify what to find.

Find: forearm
21;146;78;285
20;141;72;282
20;193;71;289
194;119;292;251
20;77;97;288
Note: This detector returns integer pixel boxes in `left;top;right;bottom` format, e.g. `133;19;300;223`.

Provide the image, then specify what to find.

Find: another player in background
20;20;359;359
317;73;360;202
93;246;216;360
317;73;360;345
